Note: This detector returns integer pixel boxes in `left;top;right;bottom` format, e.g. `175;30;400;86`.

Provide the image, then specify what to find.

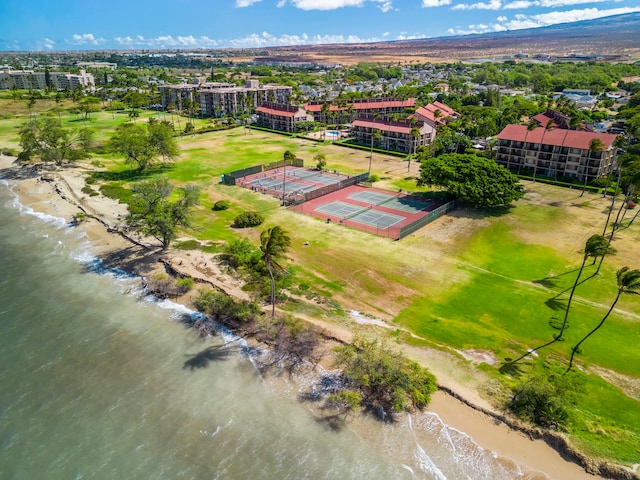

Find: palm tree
533;119;554;181
408;125;421;173
260;226;291;318
517;120;538;174
580;138;604;197
567;267;640;372
511;234;612;363
369;128;382;175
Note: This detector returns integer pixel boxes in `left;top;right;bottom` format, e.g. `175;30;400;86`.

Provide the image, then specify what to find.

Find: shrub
507;373;583;430
232;211;264;228
81;185;99;197
369;173;380;182
212;200;231;211
194;290;260;330
332;337;437;419
99;183;133;204
176;277;195;291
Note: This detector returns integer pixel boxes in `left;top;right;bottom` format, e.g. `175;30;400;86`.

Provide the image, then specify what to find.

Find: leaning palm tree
260;226;291;318
511;234;613;363
567;267;640;372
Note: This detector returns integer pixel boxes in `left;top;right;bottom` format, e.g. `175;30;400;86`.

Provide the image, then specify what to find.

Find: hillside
244;12;640;64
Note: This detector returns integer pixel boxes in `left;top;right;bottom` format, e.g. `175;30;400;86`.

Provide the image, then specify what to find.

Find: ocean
0;178;539;480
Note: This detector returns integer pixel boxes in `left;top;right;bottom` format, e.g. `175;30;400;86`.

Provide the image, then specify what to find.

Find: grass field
1;105;639;465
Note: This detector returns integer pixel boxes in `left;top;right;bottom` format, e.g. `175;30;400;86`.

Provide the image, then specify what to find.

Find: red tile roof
497;124;617;150
304;98;415;112
256;105;298;117
352;119;430;135
415;101;458;124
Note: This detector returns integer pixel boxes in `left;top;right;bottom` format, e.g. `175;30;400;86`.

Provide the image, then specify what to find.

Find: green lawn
1;106;639;465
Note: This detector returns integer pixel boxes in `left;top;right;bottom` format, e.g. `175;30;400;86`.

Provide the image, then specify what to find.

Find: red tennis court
290;184;453;239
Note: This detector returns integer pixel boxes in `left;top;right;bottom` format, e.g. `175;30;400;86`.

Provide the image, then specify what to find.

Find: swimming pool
325;130;340;139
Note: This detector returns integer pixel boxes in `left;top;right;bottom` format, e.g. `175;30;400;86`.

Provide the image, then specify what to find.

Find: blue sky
1;0;639;51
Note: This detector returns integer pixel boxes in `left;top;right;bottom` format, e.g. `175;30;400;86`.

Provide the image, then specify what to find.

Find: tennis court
235;166;352;201
291;184;454;239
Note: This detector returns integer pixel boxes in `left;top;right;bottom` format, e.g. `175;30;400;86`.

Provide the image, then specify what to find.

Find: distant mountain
257;13;640;63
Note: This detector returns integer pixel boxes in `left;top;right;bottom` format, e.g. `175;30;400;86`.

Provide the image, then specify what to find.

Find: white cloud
456;0;617;11
452;0;502;10
448;6;640;34
67;33;106;45
373;0;395;12
277;0;286;6
37;38;55;50
114;34;219;48
422;0;451;6
289;0;365;10
235;0;262;7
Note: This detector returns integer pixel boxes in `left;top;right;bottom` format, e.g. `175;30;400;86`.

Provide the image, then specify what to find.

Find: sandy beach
0;154;632;480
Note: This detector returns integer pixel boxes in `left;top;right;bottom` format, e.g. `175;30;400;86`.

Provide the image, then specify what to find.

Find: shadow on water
183;345;234;370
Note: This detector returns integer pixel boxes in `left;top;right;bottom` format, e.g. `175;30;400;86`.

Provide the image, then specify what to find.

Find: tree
126;178;200;249
18;118;93;165
78;96;101;121
417;153;524;207
108;120;178;171
511;235;613;363
580;138;604;197
260;226;291;318
533;119;554;181
332;337;436;419
567;267;640;372
408;126;421;173
369;128;382;175
314;153;326;171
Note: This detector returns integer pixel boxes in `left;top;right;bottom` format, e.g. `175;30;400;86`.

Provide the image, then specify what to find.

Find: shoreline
0;155;634;480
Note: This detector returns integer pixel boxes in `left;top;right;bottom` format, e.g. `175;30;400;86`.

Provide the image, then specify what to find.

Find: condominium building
496;124;618;181
351;118;435;154
255;103;311;132
198;84;292;118
304;98;416;125
0;69;95;91
158;80;292;118
414;101;459;128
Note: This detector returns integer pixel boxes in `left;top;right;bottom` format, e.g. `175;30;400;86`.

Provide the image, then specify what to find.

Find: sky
0;0;639;51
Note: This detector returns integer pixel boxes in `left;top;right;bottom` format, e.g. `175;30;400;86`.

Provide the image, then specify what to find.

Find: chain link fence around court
221;158;304;186
397;199;458;239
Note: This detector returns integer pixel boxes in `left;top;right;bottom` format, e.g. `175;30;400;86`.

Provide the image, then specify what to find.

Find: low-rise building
496;124;617;182
414;101;459;128
304;97;416;125
351;118;435;154
255;103;311;132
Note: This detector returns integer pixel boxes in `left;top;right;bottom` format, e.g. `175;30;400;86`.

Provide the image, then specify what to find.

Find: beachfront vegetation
126;177;200;249
232;211;264;228
417;153;524;207
260;226;292;318
18;117;93;165
108;119;178;171
331;337;437;419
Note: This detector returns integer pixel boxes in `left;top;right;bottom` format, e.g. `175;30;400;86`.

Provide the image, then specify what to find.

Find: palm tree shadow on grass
544;296;567;311
533;266;582;290
183;345;234;371
499;359;529;376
